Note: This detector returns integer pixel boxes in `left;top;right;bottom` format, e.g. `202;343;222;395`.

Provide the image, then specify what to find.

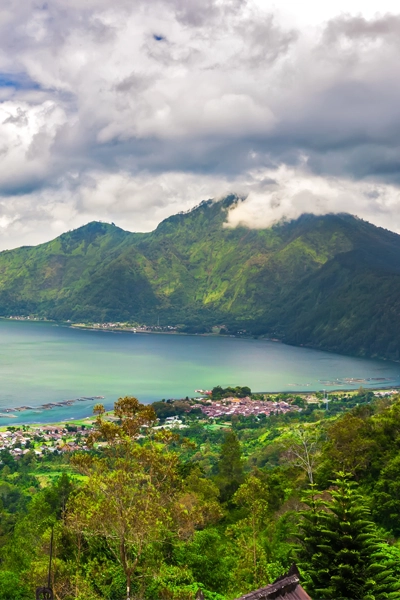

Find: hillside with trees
2;392;400;599
1;197;400;359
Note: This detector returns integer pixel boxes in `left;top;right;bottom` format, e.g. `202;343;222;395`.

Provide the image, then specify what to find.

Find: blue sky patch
0;72;40;90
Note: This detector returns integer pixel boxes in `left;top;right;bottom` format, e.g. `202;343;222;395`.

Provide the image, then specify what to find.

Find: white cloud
0;0;400;246
0;100;67;193
0;164;399;252
0;169;237;249
226;165;400;232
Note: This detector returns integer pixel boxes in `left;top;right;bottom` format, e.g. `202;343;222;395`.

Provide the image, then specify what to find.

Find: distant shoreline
1;385;400;429
0;317;399;428
69;322;244;339
2;316;400;365
0;315;281;342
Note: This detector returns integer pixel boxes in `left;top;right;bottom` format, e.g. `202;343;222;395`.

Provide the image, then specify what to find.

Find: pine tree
297;472;400;600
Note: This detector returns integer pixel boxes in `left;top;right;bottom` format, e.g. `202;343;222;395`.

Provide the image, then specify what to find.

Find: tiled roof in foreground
235;565;312;600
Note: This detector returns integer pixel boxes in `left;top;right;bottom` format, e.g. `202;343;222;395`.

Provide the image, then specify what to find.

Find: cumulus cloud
1;0;400;247
225;165;400;231
0;169;240;249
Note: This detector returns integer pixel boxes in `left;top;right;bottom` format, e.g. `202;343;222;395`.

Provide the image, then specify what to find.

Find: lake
0;319;399;425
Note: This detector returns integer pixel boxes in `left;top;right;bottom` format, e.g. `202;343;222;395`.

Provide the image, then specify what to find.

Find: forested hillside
2;392;400;599
1;196;400;359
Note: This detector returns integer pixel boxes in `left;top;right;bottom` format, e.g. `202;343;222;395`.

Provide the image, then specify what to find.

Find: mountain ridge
0;198;399;360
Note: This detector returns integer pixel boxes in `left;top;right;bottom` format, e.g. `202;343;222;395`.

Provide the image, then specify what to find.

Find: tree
172;528;233;594
211;386;224;400
238;386;251;397
173;467;222;539
297;472;400;600
43;473;75;519
68;397;213;600
372;453;400;536
215;431;244;502
69;443;178;600
0;571;30;600
229;475;271;589
325;413;375;478
88;395;157;444
69;399;176;600
284;426;322;485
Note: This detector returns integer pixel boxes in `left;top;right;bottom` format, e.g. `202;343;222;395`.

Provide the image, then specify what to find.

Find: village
191;396;300;418
71;321;178;334
0;395;299;459
0;424;91;458
1;387;399;461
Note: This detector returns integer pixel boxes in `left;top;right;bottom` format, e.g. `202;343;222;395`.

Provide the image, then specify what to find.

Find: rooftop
235;566;311;600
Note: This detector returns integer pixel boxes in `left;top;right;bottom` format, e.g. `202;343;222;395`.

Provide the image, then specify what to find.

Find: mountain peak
154;194;243;235
54;221;128;248
0;202;400;361
61;221;125;238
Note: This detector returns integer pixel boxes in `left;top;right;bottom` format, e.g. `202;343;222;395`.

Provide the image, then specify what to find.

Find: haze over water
1;319;399;425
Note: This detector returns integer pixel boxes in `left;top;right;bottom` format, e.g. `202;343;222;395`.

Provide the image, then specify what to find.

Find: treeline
210;386;252;400
1;395;400;599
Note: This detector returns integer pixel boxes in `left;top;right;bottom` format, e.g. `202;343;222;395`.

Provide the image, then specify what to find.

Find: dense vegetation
210;386;252;400
1;196;400;359
2;392;400;599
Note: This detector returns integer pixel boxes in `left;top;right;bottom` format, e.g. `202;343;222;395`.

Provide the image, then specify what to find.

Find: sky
0;0;400;248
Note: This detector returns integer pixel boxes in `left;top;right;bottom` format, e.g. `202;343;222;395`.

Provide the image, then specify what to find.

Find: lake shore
1;318;400;427
1;385;400;428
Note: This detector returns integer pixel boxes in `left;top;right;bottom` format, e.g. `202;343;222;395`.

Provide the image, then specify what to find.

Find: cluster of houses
0;425;91;458
373;389;399;397
86;322;125;329
133;325;178;333
0;396;303;460
82;322;178;333
192;396;300;419
154;416;188;430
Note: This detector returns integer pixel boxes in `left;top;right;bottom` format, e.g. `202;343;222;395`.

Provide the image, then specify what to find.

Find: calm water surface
0;319;399;424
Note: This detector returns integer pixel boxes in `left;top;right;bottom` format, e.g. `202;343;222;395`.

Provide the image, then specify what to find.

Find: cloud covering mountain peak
0;0;400;248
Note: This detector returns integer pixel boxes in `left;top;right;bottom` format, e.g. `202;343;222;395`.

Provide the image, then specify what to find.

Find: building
235;565;311;600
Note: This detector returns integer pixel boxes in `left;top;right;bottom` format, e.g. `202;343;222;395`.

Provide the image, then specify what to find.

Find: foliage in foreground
2;395;400;598
298;473;400;600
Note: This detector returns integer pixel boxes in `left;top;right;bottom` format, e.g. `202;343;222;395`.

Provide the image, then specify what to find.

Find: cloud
0;1;400;246
0;99;67;194
0;169;240;250
225;165;400;232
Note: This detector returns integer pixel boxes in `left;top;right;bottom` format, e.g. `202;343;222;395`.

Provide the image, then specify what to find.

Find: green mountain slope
0;197;399;360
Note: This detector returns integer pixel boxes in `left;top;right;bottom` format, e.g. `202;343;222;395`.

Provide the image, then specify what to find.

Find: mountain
1;196;400;360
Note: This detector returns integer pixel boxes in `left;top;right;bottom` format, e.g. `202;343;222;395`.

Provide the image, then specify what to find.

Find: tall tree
372;454;400;536
230;474;271;589
69;441;178;600
284;426;322;485
68;397;214;600
297;472;400;600
325;414;375;478
215;431;244;502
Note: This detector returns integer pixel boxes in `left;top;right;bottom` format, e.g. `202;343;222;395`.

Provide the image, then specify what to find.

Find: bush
0;571;30;600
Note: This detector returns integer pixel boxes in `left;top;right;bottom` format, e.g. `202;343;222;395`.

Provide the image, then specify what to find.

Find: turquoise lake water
0;319;399;425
